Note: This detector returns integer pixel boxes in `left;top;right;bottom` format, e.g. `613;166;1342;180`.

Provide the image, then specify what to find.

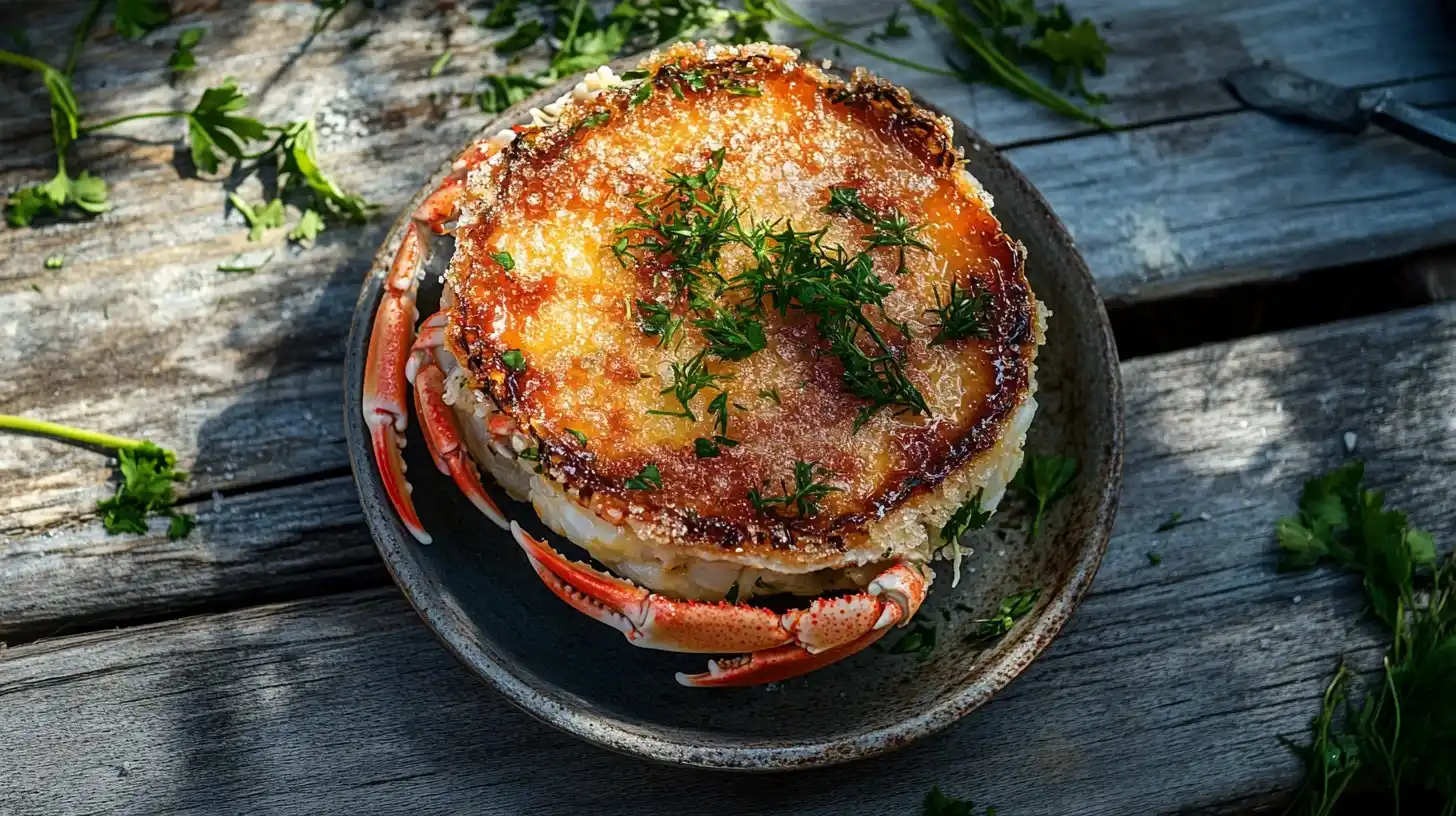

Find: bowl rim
344;53;1124;771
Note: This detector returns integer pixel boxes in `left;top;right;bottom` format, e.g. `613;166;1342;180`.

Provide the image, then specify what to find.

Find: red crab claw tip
674;628;892;688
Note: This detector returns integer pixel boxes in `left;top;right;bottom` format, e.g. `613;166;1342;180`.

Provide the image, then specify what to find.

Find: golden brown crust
447;42;1036;564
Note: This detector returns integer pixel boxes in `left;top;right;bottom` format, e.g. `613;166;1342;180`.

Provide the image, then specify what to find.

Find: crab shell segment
512;523;932;686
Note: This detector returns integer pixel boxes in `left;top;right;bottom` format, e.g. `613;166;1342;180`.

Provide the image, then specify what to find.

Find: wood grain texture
3;0;1455;546
2;302;1453;814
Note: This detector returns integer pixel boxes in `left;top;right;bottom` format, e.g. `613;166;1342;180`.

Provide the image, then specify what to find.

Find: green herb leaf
578;109;610;129
723;580;740;604
482;0;519;29
866;9;911;45
1010;454;1077;538
969;588;1039;643
1146;551;1162;566
216;252;274;273
491;250;516;271
168;27;205;74
517;446;540;461
890;620;937;658
749;460;841;519
427;49;454;78
922;787;993;816
693;437;721;458
625;463;662;491
228;194;284;241
927;280;991;344
630;79;653;107
495;19;544;55
114;0;169;40
187;79;268;175
565;428;588;446
287;208;326;245
6;169;109;227
477;73;547;114
941;488;991;546
43;253;64;269
501;349;527;371
635;298;683;347
97;442;190;537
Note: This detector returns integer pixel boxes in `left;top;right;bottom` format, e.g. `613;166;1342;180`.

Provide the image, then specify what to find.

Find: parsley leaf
114;0;169;40
482;0;519;29
477;72;548;114
491;250;515;271
565;428;588;446
188;79;269;174
168;27;205;75
495;19;544;55
287;208;326;244
969;588;1039;642
922;787;994;816
1010;454;1077;538
941;488;991;546
693;437;721;459
228;194;284;241
500;349;527;371
1278;461;1452;814
889;619;937;658
6;169;109;227
625;463;662;491
44;253;64;269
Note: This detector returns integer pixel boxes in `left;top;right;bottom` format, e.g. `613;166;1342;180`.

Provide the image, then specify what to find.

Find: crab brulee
362;41;1044;686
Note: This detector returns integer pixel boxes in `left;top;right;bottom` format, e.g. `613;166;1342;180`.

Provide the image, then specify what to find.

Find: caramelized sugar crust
448;43;1036;565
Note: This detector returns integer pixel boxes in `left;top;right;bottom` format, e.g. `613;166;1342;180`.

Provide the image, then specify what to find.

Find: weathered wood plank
2;303;1453;814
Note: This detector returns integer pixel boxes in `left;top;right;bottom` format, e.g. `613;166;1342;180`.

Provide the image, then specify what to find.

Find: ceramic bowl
345;57;1123;771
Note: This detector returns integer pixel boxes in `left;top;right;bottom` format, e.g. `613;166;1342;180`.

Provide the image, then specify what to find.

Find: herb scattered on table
1010;453;1077;538
1146;551;1161;566
0;415;194;539
43;253;64;269
114;0;169;40
216;252;274;273
475;0;769;114
1156;510;1208;532
969;587;1039;643
168;27;205;75
1276;460;1453;816
427;49;454;78
923;787;995;816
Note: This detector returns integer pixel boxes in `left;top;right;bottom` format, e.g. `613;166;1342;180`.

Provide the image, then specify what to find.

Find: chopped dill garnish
926;279;991;345
749;460;841;518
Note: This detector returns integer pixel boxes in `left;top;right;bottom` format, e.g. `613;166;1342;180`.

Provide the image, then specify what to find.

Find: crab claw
512;523;794;654
413;139;502;234
409;313;509;532
513;522;936;685
364;223;429;544
678;562;931;687
674;629;893;688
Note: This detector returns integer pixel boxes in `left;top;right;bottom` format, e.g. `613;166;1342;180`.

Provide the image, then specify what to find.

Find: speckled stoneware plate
344;54;1123;771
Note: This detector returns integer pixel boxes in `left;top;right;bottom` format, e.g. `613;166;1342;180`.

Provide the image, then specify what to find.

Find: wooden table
2;1;1453;813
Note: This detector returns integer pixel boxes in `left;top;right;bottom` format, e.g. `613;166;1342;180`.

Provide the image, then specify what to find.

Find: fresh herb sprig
926;279;991;345
0;415;194;539
939;488;991;586
748;460;841;519
922;787;996;816
1277;461;1453;815
1010;453;1077;538
650;349;731;421
969;587;1039;642
475;0;769;114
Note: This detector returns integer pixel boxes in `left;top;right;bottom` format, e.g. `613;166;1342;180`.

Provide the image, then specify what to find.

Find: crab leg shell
674;629;893;688
413;137;506;233
679;562;932;687
363;223;429;544
408;316;509;532
512;523;794;654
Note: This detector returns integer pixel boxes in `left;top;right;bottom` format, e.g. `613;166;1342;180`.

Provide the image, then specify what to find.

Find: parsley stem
0;49;58;75
559;0;588;58
65;0;106;77
78;110;188;134
760;0;960;79
0;415;153;453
